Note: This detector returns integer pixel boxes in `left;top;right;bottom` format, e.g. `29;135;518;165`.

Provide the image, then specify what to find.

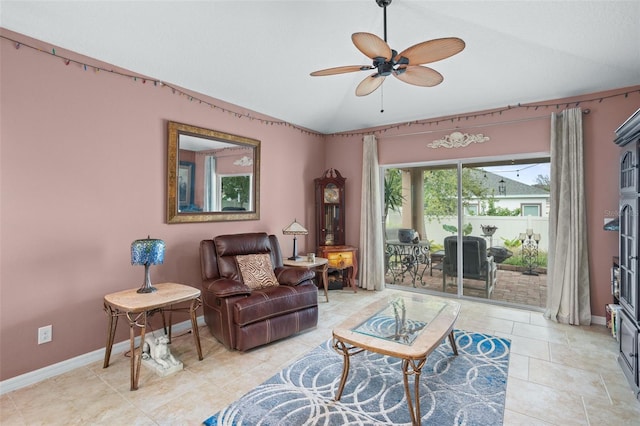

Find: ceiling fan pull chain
380;86;385;113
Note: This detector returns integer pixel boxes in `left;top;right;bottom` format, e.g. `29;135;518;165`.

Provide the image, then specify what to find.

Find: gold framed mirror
167;121;260;223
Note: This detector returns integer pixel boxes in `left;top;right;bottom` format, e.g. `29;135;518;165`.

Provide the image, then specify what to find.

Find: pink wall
2;28;639;381
0;30;325;380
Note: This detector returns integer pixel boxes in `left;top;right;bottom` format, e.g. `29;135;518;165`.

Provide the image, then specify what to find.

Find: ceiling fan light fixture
394;67;407;76
395;56;410;66
310;0;464;97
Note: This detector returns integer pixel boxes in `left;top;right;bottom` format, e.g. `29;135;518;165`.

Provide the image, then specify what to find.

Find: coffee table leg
448;331;458;355
333;339;351;400
402;358;427;426
332;339;365;400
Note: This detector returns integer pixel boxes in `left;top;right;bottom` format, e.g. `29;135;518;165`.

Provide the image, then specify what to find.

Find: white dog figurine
142;335;180;369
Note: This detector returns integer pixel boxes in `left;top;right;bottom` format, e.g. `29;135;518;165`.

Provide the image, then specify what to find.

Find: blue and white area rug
204;330;510;425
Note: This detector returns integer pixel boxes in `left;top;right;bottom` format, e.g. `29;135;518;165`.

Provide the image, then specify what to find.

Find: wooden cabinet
612;256;620;304
315;168;358;292
615;107;640;401
620;145;639;195
315;168;346;247
619;198;638;319
317;245;358;293
619;310;639;392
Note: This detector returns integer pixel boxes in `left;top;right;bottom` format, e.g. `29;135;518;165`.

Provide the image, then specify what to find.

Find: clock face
324;185;339;203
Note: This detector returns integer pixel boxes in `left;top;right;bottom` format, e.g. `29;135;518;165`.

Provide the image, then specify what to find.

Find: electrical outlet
38;325;52;344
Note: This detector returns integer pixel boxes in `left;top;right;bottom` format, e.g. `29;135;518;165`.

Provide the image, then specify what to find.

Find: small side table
385;240;431;286
283;257;329;302
318;245;358;292
103;282;203;390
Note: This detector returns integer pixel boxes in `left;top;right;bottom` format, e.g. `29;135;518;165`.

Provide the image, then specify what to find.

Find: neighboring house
465;170;550;217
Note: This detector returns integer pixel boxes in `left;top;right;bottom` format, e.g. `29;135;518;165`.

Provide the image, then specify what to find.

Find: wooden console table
317;245;358;292
103;282;203;390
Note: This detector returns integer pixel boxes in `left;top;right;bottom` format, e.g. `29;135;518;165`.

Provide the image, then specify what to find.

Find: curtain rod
382;109;590;139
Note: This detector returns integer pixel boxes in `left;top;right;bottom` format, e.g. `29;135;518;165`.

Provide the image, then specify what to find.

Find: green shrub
502;251;548;268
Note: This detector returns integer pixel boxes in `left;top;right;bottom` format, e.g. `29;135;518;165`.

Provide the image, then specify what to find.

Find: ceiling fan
310;0;465;97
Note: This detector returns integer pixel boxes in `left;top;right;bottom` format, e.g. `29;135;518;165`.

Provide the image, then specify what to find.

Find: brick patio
385;265;547;309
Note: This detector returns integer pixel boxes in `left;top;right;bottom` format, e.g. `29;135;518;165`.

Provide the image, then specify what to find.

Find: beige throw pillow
236;253;279;290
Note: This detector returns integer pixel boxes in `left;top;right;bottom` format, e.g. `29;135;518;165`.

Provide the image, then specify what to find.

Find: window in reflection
220;174;252;211
178;142;254;213
203;156;217;211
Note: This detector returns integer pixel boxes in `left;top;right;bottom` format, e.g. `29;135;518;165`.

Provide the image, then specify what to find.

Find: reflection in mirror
167;121;260;223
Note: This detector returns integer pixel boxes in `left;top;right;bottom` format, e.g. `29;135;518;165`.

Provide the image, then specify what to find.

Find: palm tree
384;169;404;242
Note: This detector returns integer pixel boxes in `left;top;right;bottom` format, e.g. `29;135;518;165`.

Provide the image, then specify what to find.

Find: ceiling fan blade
394;66;443;87
310;65;372;76
355;74;385;97
352;32;392;61
396;37;465;65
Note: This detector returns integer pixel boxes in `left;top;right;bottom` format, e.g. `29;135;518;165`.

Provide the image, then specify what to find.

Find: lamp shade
282;219;308;235
282;219;308;261
131;236;165;293
131;237;165;266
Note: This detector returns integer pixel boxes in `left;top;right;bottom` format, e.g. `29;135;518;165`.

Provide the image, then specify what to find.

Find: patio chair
442;236;497;298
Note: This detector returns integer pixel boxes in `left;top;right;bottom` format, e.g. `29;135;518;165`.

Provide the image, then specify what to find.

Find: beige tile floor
1;288;639;425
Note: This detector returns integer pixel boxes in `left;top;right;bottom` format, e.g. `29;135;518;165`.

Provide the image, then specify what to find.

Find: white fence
386;213;549;252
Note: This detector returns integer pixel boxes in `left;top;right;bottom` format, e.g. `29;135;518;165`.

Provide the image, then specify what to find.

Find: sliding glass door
383;156;550;309
384;164;458;295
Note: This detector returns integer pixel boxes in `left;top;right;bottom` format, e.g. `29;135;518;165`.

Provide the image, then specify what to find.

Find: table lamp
131;236;166;293
282;219;308;260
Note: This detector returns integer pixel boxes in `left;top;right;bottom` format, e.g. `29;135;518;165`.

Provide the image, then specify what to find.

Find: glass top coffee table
332;295;460;425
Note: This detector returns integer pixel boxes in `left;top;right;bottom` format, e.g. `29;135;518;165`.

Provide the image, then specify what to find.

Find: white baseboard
0;316;205;395
1;313;608;395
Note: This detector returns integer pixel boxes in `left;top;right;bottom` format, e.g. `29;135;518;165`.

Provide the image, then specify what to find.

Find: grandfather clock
315;168;358;292
315;168;346;246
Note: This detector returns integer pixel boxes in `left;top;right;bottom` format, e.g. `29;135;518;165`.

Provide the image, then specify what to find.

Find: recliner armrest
204;278;252;297
274;267;315;286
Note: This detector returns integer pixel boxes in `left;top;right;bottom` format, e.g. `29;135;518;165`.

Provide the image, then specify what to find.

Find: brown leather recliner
200;232;318;351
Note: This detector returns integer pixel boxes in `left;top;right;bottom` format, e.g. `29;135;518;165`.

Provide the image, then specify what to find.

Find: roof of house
470;169;549;197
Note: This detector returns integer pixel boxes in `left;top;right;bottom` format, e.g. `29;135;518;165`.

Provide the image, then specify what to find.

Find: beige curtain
359;135;385;290
545;107;591;324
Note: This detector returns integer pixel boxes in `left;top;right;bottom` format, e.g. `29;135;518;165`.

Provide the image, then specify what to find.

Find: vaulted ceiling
2;1;639;134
